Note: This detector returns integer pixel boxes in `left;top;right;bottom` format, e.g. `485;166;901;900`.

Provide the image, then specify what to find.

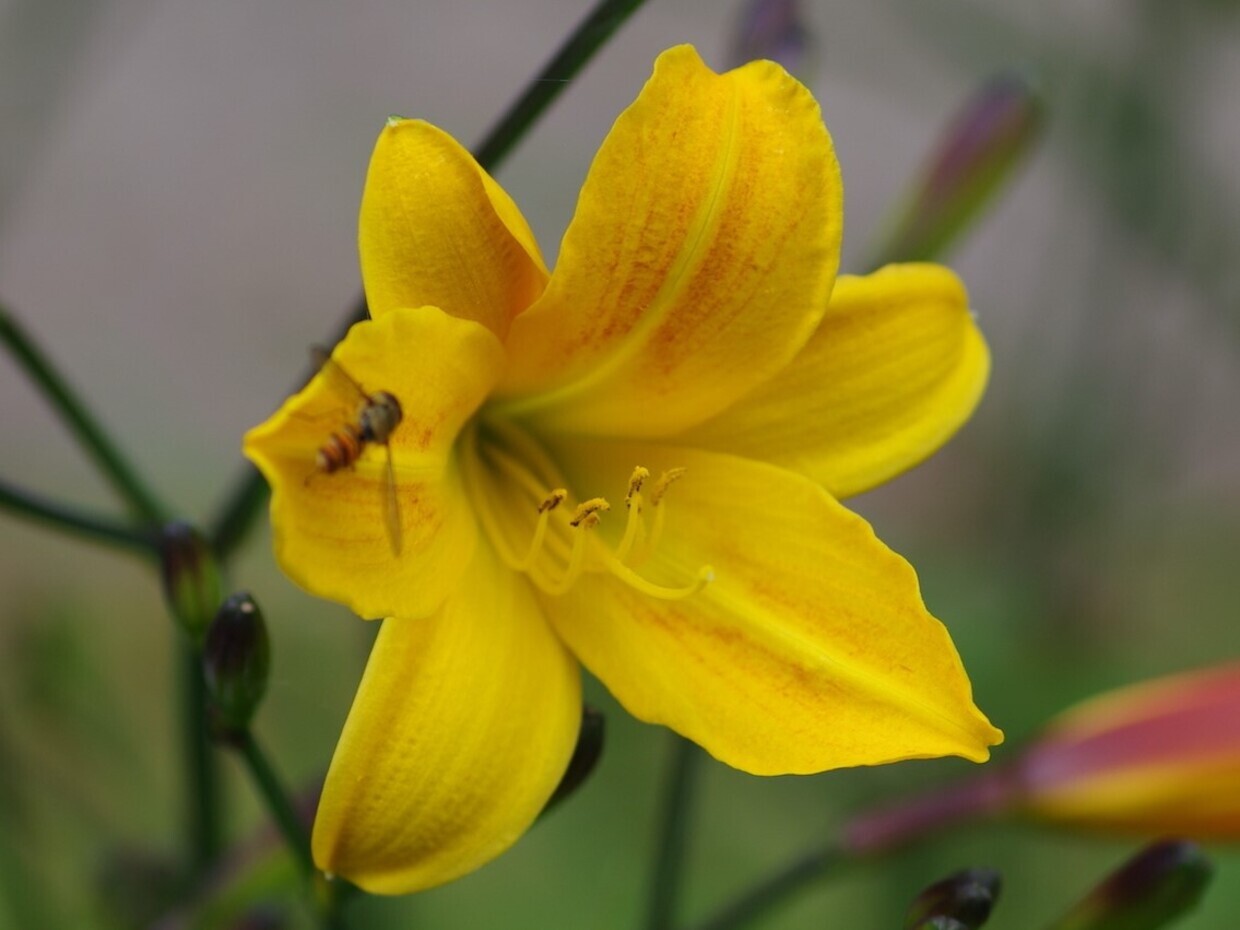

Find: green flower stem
206;0;648;558
232;729;316;882
183;645;223;868
683;843;846;930
644;736;702;930
208;465;271;558
0;303;168;523
0;477;156;554
471;0;649;172
681;771;1010;930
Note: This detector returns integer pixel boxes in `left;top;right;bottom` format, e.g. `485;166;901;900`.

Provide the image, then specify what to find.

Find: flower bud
728;0;813;78
543;705;605;814
159;521;222;644
905;868;1001;930
1014;662;1240;837
1045;839;1212;930
870;72;1043;266
203;592;271;733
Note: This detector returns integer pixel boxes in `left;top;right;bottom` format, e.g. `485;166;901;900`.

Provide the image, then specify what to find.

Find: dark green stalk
0;477;156;554
644;736;701;930
0;303;167;523
183;645;222;869
684;843;845;930
206;0;648;559
232;729;315;882
472;0;648;171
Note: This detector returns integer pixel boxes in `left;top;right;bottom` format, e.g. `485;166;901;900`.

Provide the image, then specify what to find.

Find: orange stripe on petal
495;45;842;437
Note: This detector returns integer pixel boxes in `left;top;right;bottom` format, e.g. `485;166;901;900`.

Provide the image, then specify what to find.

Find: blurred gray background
2;1;1239;927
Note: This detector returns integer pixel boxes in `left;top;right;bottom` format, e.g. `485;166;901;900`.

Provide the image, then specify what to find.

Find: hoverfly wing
381;444;403;556
310;345;372;402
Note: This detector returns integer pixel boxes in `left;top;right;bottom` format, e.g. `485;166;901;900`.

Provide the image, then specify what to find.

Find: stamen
539;489;567;513
511;489;567;572
636;468;688;564
465;433;711;602
625;466;650;507
615;466;650;563
570;498;610;527
649;468;687;506
542;508;598;596
601;552;715;600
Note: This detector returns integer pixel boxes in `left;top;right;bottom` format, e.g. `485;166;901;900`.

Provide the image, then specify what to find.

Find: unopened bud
203;592;270;733
870;72;1043;267
543;705;605;814
159;521;222;644
905;868;1001;930
1045;839;1212;930
728;0;813;78
1015;661;1240;837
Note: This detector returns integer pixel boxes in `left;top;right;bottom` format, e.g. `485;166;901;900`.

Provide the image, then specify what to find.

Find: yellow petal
494;45;842;437
312;542;582;894
682;264;990;499
360;119;549;337
541;439;1001;773
242;306;504;619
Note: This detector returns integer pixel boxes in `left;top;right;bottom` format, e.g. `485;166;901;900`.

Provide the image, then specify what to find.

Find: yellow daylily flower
244;45;1002;895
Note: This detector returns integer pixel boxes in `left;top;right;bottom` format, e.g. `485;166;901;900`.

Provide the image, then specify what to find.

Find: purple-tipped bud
203;592;270;733
905;868;1002;930
728;0;813;77
871;73;1044;266
1046;839;1212;930
543;705;605;814
159;521;222;644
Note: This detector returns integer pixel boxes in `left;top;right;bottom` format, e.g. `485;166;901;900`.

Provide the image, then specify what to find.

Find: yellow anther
538;489;568;513
570;497;610;527
650;468;687;506
625;466;650;507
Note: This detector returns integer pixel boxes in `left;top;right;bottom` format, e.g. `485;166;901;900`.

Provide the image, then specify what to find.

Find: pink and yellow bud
842;662;1240;854
1014;662;1240;837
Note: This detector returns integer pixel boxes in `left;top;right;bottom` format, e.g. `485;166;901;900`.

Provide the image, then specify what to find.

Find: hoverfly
309;347;403;555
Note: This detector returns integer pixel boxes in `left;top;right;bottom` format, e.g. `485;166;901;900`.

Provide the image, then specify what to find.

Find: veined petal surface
542;440;1001;773
242;306;503;619
682;264;989;499
360;119;548;337
312;541;582;894
495;45;842;437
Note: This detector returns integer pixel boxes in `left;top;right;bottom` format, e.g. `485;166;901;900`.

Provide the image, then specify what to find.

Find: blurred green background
2;0;1239;927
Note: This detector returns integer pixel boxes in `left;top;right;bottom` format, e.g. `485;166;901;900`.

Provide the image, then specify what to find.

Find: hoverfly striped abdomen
307;351;405;555
316;423;366;473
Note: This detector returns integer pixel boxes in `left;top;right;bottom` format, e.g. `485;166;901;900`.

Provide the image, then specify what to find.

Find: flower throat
461;420;714;600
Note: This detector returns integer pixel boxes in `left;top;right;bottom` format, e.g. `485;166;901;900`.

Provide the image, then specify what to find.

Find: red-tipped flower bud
203;592;270;733
1015;662;1240;837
